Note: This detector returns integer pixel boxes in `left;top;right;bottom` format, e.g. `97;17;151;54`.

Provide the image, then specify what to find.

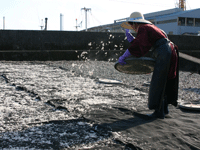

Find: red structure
179;0;186;10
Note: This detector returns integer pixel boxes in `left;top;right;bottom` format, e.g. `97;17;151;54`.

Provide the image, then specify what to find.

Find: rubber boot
148;100;165;119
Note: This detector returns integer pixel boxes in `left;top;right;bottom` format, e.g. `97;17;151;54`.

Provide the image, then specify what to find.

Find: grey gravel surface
0;60;199;149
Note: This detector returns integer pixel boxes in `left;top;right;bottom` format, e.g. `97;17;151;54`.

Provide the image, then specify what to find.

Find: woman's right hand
126;29;135;43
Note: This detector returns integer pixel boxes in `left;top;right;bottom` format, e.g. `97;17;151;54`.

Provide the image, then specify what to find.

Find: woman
119;12;179;119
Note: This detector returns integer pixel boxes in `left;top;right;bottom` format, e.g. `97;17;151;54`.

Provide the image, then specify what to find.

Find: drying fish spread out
0;61;199;149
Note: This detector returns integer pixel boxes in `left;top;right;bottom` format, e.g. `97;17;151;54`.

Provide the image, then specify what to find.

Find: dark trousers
148;38;172;111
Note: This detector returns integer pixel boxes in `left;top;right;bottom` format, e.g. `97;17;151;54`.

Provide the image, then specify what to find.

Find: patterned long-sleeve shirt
128;24;178;79
128;24;166;57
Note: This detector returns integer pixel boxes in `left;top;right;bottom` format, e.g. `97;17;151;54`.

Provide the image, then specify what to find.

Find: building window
187;18;194;26
157;19;177;24
178;17;185;26
195;18;200;27
179;17;200;27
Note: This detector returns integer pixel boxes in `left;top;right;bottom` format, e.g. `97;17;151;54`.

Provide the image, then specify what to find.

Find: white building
87;8;200;35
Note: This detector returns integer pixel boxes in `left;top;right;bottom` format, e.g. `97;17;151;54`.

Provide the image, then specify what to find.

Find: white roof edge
144;8;183;18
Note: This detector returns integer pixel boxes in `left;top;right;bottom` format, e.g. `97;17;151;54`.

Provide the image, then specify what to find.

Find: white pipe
60;13;64;31
3;16;5;30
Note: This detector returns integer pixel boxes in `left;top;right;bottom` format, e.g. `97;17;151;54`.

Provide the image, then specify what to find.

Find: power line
109;0;173;7
186;0;191;10
90;12;103;25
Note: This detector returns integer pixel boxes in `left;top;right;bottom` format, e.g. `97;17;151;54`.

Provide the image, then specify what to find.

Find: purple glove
118;49;131;65
126;29;135;43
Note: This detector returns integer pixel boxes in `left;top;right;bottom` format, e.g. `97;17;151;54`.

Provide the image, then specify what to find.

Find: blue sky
0;0;199;31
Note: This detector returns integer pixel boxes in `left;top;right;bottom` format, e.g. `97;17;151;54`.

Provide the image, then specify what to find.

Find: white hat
121;12;152;29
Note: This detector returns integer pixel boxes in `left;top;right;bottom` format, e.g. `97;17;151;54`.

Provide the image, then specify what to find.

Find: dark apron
148;38;179;110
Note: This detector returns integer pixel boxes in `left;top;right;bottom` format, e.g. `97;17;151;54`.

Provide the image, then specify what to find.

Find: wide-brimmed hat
121;12;152;29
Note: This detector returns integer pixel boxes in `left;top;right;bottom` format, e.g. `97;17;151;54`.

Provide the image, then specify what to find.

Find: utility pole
81;7;91;31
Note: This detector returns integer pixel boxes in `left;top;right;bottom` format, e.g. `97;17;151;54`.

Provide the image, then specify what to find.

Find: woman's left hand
118;49;131;65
